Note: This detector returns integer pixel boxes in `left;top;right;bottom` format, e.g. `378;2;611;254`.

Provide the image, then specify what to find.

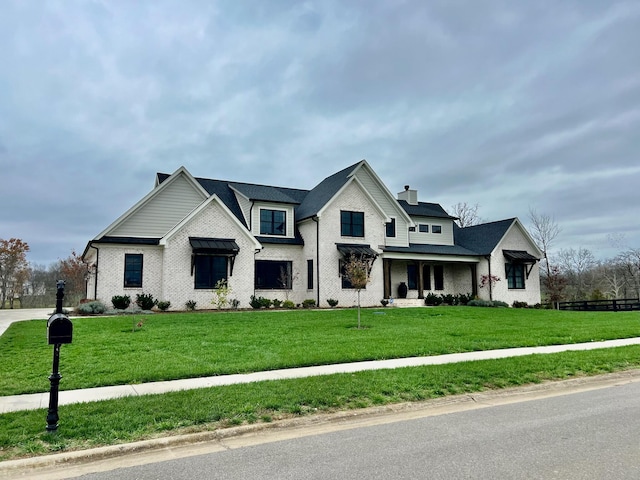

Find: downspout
312;216;320;307
485;255;493;301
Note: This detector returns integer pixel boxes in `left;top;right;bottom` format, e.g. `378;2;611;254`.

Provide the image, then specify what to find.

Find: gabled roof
398;200;455;219
229;183;307;204
295;162;360;221
453;218;516;255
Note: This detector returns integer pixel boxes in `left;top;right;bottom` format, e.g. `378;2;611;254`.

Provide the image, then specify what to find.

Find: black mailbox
47;313;73;345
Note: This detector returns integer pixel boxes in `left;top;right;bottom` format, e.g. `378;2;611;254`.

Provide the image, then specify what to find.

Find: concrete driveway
0;308;53;336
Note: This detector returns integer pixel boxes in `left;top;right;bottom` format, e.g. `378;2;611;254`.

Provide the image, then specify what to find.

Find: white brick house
82;160;542;309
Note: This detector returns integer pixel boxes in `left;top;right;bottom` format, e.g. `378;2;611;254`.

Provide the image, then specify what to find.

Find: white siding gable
252;202;296;238
409;216;455;246
108;172;208;238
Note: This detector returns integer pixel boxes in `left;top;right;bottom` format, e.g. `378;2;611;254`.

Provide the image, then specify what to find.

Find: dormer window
260;209;286;236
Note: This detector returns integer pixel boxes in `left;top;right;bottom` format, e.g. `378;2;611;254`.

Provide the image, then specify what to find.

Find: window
307;259;314;289
506;263;525;289
432;225;442;234
434;265;444;290
341;211;364;237
385;218;396;237
423;265;431;290
407;264;417;290
260;209;286;236
194;256;227;289
409;226;416;232
124;254;143;288
255;260;292;289
419;224;429;233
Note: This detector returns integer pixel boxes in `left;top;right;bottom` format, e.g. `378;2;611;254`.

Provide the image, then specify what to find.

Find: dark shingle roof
296;162;360;220
398;200;455;219
229;183;308;204
384;243;478;256
454;218;516;255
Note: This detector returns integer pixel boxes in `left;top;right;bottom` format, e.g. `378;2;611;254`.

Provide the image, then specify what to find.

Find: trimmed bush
111;295;131;310
468;299;509;308
282;300;295;309
135;293;156;311
327;298;339;308
185;300;197;311
156;301;171;311
272;299;283;308
302;299;316;309
512;301;529;309
425;292;443;306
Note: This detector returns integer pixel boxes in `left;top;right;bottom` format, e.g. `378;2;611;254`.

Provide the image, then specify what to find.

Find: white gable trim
490;218;544;258
352;160;414;224
94;166;209;240
160;194;262;251
316;175;388;220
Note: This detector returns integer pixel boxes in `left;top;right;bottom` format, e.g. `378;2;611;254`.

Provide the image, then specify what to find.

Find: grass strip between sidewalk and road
2;345;640;461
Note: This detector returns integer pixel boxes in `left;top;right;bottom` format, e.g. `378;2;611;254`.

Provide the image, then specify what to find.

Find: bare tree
596;260;626;299
528;208;561;279
557;247;596;300
342;255;373;329
450;202;482;227
617;248;640;299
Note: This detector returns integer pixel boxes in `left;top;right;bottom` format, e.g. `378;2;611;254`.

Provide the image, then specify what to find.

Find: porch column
470;264;478;297
383;259;392;298
417;261;424;299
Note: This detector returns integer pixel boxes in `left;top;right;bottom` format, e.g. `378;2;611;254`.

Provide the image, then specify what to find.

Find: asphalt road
60;378;640;479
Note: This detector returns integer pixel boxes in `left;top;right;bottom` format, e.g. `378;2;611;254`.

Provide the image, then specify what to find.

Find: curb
3;369;640;478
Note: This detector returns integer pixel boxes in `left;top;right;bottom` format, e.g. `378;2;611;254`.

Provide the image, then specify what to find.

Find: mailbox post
46;280;73;432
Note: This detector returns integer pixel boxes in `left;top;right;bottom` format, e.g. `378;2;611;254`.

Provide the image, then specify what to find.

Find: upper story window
341;211;364;237
260;209;286;236
385;218;396;238
124;254;143;288
432;225;442;234
419;224;429;233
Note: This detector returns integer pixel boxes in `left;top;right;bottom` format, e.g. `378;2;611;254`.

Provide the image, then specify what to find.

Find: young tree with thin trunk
342;255;372;329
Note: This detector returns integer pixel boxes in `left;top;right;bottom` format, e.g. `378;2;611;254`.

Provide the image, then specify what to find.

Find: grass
1;306;640;461
1;307;640;396
1;346;640;461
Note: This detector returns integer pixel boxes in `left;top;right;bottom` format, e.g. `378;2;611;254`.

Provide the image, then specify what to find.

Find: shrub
380;299;389;307
425;292;443;306
211;279;232;310
185;300;197;311
272;299;283;308
76;301;107;315
250;296;272;309
512;301;529;309
327;298;339;308
156;300;171;311
111;295;131;310
230;299;240;309
302;299;316;309
282;300;295;309
455;293;474;306
135;293;156;311
468;299;509;308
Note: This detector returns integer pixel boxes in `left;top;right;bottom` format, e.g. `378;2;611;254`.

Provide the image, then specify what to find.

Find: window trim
259;208;287;236
419;224;429;233
385;218;396;238
124;253;143;288
432;225;442;234
340;210;365;237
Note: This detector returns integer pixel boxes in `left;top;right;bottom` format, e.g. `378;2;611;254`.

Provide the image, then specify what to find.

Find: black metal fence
558;298;640;312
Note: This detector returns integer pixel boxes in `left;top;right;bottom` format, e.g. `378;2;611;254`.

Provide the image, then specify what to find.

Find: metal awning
336;243;378;258
503;250;539;263
190;237;239;254
189;237;240;276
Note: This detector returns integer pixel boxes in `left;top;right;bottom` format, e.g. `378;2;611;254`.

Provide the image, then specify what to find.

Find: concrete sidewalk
3;337;640;414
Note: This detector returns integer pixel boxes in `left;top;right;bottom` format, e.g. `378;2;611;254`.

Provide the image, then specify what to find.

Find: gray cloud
0;0;638;264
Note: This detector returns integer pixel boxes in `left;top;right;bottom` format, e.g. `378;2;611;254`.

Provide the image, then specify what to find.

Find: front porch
382;257;480;301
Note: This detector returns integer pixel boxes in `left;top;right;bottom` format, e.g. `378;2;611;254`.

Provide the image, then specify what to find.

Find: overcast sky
1;0;639;266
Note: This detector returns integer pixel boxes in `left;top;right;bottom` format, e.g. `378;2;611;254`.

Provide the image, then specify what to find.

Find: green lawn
1;307;640;460
2;307;640;396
